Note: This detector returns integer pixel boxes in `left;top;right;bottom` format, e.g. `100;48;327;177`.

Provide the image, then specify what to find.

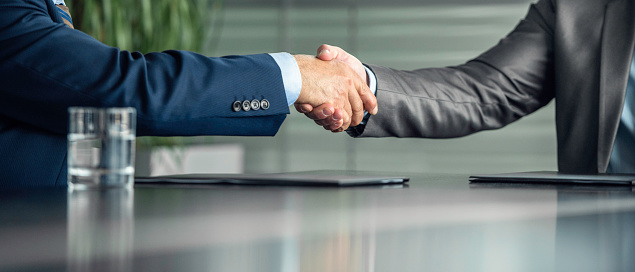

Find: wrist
293;55;313;103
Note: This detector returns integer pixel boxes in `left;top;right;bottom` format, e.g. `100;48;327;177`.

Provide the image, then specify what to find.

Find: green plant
66;0;223;148
68;0;211;53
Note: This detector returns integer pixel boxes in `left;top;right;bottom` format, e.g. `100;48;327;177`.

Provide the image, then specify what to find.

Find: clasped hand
293;44;375;132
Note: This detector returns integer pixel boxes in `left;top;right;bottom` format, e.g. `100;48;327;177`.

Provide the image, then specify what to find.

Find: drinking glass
68;107;136;190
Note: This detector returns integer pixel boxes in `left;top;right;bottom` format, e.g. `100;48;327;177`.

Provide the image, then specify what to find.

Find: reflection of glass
67;189;134;272
298;229;376;272
295;191;377;272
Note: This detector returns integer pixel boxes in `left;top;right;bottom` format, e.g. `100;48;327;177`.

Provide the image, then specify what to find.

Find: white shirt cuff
268;52;301;106
53;0;66;5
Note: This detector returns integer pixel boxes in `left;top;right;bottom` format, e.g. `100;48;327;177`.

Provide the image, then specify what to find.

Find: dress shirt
607;50;635;173
268;53;301;106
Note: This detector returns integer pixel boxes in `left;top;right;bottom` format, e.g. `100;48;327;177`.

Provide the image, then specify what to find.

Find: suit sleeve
354;0;556;138
0;0;289;137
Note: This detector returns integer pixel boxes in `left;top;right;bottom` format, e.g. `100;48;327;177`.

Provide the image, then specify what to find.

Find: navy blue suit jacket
0;0;290;188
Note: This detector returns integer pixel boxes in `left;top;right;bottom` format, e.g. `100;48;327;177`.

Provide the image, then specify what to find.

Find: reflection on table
0;173;634;271
67;189;133;272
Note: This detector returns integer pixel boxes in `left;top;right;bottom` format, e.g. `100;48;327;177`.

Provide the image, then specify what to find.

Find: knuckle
352;101;363;111
345;77;353;86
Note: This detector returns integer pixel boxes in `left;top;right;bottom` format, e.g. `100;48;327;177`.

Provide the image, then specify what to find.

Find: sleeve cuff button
260;99;270;110
232;101;242;112
242;100;252;111
250;99;261;111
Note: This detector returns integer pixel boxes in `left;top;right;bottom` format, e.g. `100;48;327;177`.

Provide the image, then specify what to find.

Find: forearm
0;0;290;136
4;48;289;136
358;61;550;138
356;0;556;138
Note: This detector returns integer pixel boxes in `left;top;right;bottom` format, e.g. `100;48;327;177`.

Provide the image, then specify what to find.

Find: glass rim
68;107;136;113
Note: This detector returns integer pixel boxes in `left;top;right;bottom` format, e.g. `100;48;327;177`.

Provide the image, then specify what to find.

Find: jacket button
250;99;261;111
260;99;270;110
232;101;242;112
242;100;251;111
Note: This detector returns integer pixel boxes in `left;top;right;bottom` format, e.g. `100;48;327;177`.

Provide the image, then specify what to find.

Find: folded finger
295;103;313;114
304;104;335;120
340;103;352;130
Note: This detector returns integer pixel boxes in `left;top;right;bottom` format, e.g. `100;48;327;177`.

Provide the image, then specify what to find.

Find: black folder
469;171;635;186
135;171;409;187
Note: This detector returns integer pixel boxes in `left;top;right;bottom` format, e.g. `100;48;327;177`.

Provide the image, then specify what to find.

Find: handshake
293;44;377;133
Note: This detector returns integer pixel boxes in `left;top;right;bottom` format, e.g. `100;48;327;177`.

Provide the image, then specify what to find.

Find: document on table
469;171;635;186
135;171;409;187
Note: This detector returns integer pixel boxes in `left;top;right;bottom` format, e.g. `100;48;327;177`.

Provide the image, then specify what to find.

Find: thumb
316;44;339;61
354;74;379;115
316;44;367;86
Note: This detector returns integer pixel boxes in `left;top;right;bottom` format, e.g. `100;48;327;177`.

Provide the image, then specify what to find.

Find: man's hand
294;54;376;131
295;44;376;132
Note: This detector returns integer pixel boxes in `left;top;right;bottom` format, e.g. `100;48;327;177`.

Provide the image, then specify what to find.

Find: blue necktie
607;50;635;173
55;4;73;29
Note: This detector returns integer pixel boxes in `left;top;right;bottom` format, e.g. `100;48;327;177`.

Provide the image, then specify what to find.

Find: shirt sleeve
268;52;302;106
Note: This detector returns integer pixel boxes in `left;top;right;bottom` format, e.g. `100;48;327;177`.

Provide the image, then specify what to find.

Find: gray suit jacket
354;0;635;174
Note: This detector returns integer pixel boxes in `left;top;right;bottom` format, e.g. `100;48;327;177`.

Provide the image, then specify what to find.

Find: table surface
1;171;634;272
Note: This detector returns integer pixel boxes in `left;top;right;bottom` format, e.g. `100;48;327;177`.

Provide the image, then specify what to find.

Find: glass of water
68;107;136;190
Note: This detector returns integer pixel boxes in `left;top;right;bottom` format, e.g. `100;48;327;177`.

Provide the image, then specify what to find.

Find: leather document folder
136;171;409;187
469;171;635;186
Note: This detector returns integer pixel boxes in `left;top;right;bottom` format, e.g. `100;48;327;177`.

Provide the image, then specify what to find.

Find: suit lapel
597;0;635;172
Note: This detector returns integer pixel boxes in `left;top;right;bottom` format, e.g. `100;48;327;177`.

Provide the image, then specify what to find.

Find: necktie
55;4;74;29
607;49;635;173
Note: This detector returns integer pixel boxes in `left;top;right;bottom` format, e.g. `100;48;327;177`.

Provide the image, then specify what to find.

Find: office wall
203;0;556;174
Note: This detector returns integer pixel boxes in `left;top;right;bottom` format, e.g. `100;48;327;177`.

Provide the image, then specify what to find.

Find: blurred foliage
66;0;224;148
67;0;213;53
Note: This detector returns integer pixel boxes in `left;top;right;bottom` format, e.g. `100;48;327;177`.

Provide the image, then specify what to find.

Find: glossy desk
1;172;634;272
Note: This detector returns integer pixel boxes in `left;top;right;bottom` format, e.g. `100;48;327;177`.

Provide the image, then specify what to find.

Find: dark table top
1;171;634;272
